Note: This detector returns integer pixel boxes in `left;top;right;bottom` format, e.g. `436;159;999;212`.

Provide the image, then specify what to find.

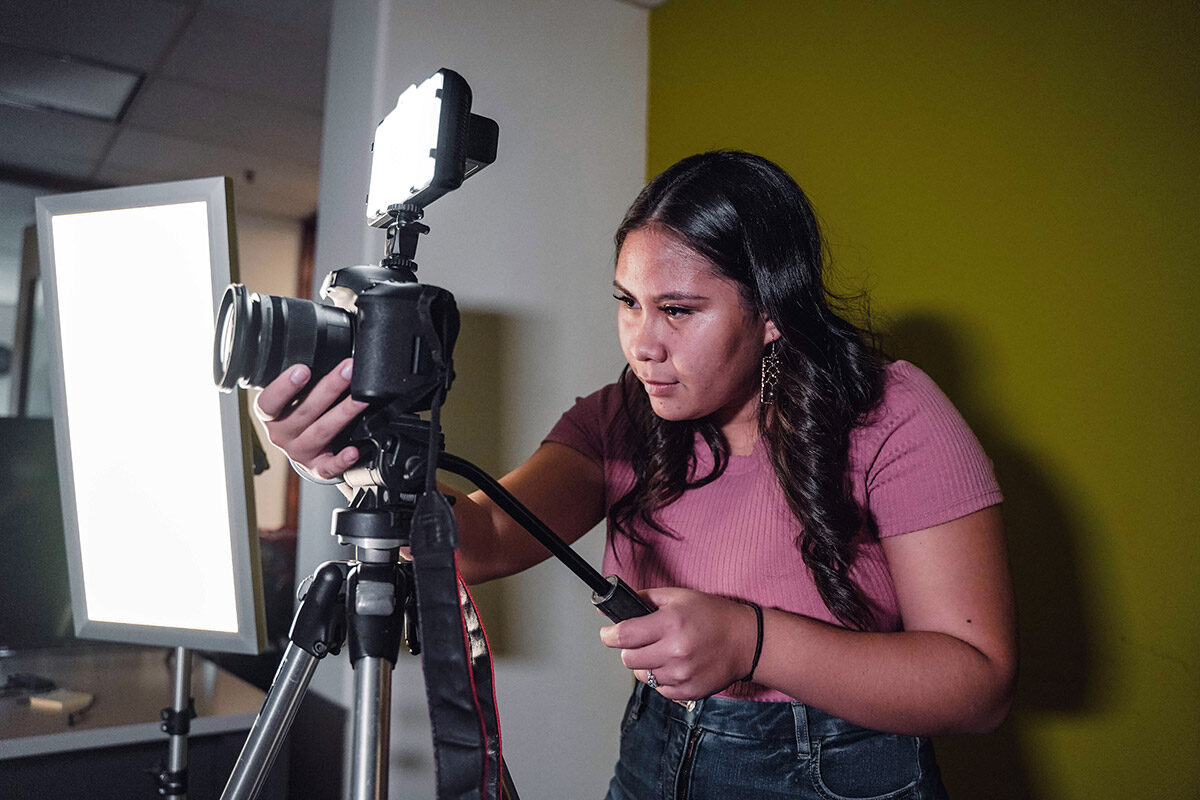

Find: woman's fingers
271;359;355;432
599;617;654;651
301;445;362;481
289;392;370;457
254;358;370;474
601;612;669;673
601;587;758;699
255;364;312;422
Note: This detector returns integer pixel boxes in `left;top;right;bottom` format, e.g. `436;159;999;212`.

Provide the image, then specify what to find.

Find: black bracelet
741;601;764;683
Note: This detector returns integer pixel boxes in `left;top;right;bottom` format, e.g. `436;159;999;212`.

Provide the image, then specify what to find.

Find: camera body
323;265;459;413
214;263;459;416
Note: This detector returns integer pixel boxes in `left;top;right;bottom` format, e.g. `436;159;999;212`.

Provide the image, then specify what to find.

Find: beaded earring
760;339;780;405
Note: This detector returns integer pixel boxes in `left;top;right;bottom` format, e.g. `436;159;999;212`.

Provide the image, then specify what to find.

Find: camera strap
406;305;508;800
411;484;504;800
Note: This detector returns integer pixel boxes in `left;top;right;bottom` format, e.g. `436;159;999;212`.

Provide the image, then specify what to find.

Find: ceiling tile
201;0;333;42
123;77;323;163
0;43;142;121
0;0;191;72
162;7;327;115
0;104;114;177
0;0;330;220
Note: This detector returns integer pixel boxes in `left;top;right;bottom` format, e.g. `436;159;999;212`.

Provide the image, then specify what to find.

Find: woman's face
614;227;779;442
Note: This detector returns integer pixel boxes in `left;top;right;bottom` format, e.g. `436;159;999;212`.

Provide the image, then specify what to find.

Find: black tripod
219;403;652;800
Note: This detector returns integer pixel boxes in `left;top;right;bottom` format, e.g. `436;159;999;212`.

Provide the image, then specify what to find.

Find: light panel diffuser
35;177;265;653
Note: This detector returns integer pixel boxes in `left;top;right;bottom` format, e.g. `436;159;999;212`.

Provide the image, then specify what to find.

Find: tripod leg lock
347;561;407;665
290;561;350;659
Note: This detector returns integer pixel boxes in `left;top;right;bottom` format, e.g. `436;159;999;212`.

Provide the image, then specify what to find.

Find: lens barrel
214;284;354;391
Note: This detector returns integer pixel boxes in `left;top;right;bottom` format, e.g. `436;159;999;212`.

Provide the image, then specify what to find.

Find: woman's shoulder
560;380;628;426
881;358;940;393
853;358;989;477
543;379;631;463
869;360;964;429
853;360;1001;536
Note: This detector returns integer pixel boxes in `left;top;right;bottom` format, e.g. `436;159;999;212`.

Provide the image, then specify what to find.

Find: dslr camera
213;68;498;419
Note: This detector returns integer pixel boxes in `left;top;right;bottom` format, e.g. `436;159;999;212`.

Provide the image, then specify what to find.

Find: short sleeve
543;382;626;466
857;362;1002;538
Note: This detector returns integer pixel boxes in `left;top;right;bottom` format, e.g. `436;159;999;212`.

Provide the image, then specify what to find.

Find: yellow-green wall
648;1;1198;797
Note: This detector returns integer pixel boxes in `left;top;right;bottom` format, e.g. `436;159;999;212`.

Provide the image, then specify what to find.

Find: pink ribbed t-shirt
545;360;1002;701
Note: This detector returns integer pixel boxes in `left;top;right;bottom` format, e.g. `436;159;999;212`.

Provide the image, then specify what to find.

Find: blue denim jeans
604;682;949;800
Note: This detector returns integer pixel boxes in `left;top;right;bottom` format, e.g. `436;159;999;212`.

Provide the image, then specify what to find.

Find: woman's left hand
599;587;760;700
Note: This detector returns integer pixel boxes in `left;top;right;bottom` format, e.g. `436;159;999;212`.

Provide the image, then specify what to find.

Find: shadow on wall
882;312;1112;800
439;309;523;657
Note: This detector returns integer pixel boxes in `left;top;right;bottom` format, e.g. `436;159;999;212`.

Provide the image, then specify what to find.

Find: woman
257;151;1016;798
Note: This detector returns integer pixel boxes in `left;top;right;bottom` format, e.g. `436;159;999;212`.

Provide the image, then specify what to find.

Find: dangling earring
761;340;780;405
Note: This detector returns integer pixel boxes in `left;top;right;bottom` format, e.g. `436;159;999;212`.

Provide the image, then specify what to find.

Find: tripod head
336;410;440;547
330;199;458;553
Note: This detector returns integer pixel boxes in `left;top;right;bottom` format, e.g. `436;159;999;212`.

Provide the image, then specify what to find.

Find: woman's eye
662;306;691;318
613;293;635;308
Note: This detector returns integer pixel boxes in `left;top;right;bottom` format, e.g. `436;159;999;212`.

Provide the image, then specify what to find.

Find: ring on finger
645;670;658;690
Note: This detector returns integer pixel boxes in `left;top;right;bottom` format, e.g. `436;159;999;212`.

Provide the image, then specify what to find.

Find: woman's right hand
254;357;371;481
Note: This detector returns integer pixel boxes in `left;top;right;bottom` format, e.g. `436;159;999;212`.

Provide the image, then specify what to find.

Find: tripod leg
350;656;393;800
220;643;320;800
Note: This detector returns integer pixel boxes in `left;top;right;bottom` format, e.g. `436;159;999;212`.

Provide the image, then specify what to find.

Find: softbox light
34;177;265;654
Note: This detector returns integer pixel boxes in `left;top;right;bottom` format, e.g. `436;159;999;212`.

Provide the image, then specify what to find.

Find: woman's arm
448;442;607;584
601;505;1016;736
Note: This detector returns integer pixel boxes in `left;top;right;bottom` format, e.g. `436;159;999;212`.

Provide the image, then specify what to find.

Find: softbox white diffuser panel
35;177;265;654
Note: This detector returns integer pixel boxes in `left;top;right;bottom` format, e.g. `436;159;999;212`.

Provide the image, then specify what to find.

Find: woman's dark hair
609;150;886;630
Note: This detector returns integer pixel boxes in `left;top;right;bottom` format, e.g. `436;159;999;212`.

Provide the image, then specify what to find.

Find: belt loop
684;697;704;727
630;680;648;722
791;702;811;758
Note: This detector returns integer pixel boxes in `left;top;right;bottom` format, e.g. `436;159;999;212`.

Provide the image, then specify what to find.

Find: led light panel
35;177;265;653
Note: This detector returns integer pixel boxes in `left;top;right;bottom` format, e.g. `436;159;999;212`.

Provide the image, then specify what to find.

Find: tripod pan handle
592;575;655;622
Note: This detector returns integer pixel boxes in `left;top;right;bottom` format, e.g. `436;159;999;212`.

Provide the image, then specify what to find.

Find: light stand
156;646;197;798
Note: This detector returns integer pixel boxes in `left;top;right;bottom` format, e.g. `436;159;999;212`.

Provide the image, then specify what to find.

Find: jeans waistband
631;681;864;756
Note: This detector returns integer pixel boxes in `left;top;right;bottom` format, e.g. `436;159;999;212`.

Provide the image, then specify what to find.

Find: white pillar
301;0;649;796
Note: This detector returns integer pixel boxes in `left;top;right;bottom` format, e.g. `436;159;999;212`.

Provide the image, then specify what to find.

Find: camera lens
214;284;354;391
